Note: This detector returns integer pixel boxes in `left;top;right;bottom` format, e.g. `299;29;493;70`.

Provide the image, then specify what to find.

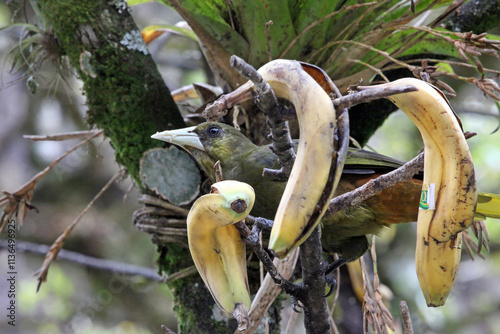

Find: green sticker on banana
419;183;436;210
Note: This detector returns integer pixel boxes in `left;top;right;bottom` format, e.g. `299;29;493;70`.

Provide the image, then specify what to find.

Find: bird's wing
344;148;411;175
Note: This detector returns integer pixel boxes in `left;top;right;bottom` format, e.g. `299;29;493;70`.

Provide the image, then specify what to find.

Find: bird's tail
476;192;500;220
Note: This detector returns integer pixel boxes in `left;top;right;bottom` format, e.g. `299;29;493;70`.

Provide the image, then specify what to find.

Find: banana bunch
373;78;477;307
186;180;255;318
256;59;342;258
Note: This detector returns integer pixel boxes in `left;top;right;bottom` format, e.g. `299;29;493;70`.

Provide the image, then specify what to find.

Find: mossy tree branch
35;1;231;333
38;0;185;186
446;0;500;33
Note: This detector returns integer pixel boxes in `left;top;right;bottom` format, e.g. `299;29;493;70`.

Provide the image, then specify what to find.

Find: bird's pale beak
151;126;206;151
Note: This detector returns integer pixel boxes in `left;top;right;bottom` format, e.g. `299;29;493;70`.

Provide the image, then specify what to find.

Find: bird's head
152;122;258;178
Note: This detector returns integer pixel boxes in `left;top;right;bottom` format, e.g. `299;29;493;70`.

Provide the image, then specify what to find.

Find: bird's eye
207;126;221;138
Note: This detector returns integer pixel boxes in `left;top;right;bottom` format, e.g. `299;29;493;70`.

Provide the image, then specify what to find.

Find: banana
186;180;255;319
476;192;500;219
368;78;477;307
256;59;339;258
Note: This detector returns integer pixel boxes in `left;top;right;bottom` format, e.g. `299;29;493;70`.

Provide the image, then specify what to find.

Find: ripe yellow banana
372;78;477;307
187;180;255;318
256;59;338;258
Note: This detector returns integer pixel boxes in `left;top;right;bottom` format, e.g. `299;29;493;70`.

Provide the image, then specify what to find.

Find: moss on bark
36;1;232;332
38;0;185;185
446;0;500;33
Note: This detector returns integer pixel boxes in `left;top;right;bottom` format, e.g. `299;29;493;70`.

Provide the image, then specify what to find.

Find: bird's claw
291;297;303;313
324;275;337;298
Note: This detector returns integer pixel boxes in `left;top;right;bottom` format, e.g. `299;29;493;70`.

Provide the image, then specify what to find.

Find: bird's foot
291;297;303;313
324;275;337;298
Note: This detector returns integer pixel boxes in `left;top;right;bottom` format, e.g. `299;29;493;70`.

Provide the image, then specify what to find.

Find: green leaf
231;0;297;65
159;0;249;88
140;147;201;206
160;0;249;58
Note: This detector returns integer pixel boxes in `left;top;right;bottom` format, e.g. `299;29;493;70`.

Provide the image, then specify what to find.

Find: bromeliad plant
137;0;500;147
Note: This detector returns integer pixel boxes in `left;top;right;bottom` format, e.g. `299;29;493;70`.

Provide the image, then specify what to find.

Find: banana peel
186;180;255;319
256;59;348;258
369;78;477;306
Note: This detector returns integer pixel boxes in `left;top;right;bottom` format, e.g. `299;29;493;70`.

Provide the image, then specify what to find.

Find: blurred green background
0;1;499;333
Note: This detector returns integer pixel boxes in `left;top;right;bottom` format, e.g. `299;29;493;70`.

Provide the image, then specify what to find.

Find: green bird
152;122;500;262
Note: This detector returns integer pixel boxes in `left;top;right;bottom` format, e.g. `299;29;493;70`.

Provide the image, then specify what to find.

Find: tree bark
36;1;233;332
38;0;184;185
446;0;500;33
299;227;331;334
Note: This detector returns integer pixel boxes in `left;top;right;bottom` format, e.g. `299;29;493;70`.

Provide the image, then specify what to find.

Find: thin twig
137;194;189;217
326;152;424;216
34;169;125;291
383;57;500;75
399;300;414;334
265;20;273;62
348;59;390;83
163;266;198;284
243;248;299;334
334;85;417;110
202;81;254;121
201;80;418;126
0;239;163;281
23;130;102;141
284;306;300;334
161;325;177;334
234;219;299;295
214;160;224;182
0;130;104;232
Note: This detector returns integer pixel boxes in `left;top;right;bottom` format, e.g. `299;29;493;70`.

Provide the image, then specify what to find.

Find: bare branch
0;239;163;282
334;85;418;110
34;169;125;292
299;227;332;334
23;130;102;141
161;325;177;334
202;81;254;121
348;59;390;83
399;300;414;334
201;79;419;127
326;152;424;216
243;248;299;333
233;304;250;332
234;219;300;295
0;130;104;232
137;194;189;217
